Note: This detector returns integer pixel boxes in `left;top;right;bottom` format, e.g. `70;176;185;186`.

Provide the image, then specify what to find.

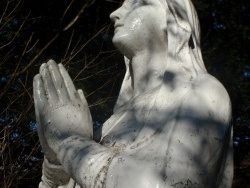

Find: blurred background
0;0;249;187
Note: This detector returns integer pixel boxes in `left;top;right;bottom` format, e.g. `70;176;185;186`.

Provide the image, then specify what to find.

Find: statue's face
110;0;168;58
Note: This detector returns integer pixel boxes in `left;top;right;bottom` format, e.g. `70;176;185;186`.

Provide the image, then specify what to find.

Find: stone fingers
40;63;59;105
58;63;77;101
33;74;49;114
33;74;60;164
40;60;78;104
47;60;70;104
33;74;47;151
33;74;50;137
77;89;88;106
77;89;93;138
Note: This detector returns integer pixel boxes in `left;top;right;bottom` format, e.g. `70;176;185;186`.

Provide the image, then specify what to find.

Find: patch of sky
212;12;225;31
12;18;19;26
213;22;225;30
0;114;17;127
1;75;11;83
28;121;37;132
233;137;240;147
244;136;250;141
94;121;101;129
10;131;20;141
243;66;250;78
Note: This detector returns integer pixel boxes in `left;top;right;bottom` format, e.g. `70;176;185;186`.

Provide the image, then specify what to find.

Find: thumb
77;89;93;138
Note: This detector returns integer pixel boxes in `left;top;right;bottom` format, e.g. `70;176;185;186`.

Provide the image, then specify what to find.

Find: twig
0;11;30;49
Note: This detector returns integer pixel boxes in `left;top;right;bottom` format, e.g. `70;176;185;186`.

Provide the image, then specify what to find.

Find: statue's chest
100;95;179;154
99;82;190;154
100;106;151;153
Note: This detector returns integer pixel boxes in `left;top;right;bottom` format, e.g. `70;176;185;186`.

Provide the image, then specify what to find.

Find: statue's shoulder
194;73;230;104
183;73;231;122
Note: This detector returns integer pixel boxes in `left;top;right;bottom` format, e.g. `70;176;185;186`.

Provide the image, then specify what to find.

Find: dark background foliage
0;0;249;187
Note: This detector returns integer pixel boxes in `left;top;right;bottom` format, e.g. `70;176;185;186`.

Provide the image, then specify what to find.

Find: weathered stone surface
34;0;233;187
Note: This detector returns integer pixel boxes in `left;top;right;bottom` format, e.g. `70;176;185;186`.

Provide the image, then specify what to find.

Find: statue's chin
112;39;131;59
112;34;125;48
112;37;133;60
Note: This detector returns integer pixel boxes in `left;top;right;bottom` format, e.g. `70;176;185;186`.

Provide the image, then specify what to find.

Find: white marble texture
34;0;233;187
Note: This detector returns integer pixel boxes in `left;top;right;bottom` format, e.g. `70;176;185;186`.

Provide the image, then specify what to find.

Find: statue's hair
165;0;207;76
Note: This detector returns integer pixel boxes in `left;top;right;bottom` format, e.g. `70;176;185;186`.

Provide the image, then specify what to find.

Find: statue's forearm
57;136;116;188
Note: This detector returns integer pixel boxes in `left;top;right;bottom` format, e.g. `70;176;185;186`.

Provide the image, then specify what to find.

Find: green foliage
0;0;249;187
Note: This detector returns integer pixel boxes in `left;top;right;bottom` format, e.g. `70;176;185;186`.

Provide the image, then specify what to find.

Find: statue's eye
133;0;148;7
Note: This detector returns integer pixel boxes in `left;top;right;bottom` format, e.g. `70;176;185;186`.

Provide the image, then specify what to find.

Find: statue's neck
129;50;193;97
129;50;167;96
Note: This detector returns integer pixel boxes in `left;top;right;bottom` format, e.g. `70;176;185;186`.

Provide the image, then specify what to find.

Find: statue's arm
33;60;162;188
162;78;233;187
34;61;233;188
34;60;93;187
54;80;233;188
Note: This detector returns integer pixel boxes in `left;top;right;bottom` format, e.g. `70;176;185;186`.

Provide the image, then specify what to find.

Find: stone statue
33;0;233;187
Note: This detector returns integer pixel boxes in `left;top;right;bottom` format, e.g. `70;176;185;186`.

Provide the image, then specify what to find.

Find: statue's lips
114;23;123;29
114;23;123;33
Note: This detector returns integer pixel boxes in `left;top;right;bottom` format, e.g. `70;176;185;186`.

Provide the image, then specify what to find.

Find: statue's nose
110;7;123;23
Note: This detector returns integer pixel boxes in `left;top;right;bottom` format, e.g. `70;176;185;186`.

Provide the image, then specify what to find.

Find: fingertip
34;74;44;89
58;63;65;71
33;74;41;84
77;89;84;95
33;74;43;99
58;63;64;67
39;63;48;73
34;74;40;79
48;59;56;64
47;59;57;69
77;89;88;104
47;60;59;73
33;75;39;97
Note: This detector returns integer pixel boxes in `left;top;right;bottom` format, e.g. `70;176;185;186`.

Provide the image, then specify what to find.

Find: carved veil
114;0;207;111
